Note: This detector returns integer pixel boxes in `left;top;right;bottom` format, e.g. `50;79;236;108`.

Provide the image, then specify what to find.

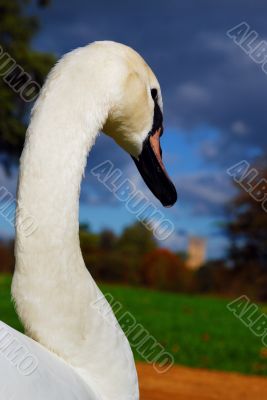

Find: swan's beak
131;128;177;207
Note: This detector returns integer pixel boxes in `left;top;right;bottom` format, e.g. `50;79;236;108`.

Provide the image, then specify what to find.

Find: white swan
0;41;177;400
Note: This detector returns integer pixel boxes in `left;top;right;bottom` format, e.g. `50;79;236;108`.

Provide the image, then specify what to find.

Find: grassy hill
1;274;267;375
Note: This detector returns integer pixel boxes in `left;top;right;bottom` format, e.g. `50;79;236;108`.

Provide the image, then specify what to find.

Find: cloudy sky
2;0;267;259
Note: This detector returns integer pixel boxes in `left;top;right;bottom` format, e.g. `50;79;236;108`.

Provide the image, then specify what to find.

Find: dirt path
136;362;267;400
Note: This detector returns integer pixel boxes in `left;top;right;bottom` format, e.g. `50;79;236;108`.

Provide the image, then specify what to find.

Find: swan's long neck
12;47;138;400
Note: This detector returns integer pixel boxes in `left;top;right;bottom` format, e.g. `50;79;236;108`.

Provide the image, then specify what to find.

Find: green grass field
1;274;267;375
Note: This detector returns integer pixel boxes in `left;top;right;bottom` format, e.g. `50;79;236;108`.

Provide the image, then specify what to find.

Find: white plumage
0;41;163;400
0;321;99;399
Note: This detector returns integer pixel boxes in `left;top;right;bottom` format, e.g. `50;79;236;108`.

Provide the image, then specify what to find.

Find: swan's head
101;42;177;207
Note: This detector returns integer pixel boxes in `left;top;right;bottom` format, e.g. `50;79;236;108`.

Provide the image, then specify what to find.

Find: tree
0;0;55;168
99;229;117;251
141;248;189;291
227;163;267;267
0;240;14;273
116;221;157;283
226;159;267;300
117;221;157;256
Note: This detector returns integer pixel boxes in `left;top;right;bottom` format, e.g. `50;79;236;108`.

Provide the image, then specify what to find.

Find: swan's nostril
151;88;158;100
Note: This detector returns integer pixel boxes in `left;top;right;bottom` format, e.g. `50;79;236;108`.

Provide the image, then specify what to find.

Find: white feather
1;41;162;400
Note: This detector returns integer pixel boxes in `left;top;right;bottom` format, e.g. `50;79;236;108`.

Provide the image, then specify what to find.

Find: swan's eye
151;88;158;100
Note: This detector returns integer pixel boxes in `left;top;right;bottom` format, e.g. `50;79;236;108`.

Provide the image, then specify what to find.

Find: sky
1;0;267;259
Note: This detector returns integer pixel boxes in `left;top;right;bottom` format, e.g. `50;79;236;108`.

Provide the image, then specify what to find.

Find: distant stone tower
187;236;206;270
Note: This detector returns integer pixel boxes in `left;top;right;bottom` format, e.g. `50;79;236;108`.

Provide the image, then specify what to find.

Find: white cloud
176;82;211;105
231;120;250;136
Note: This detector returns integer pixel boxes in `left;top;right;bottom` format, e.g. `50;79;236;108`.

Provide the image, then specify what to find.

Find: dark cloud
170;32;267;164
175;170;235;216
21;0;267;240
29;0;267;167
81;134;131;205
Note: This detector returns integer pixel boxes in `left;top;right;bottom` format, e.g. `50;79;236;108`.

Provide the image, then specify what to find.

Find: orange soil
136;362;267;400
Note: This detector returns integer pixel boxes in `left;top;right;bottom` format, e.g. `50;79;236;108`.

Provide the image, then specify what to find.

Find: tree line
1;214;267;301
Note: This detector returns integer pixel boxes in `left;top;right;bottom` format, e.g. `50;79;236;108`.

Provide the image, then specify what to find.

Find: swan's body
0;322;99;399
0;41;176;399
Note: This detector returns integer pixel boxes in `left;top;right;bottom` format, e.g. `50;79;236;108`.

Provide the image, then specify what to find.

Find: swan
0;41;177;400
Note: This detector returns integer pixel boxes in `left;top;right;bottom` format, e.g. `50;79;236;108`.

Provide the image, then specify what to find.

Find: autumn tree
141;248;189;291
115;221;157;283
